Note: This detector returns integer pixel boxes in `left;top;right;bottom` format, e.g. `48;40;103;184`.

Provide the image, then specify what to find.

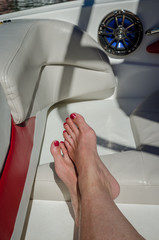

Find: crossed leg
51;113;145;240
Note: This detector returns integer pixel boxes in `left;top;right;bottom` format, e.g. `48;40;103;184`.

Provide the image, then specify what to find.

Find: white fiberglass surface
24;200;159;240
39;98;142;165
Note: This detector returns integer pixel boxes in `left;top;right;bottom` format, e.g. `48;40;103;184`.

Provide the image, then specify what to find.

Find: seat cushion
101;150;159;204
0;19;115;124
33;150;159;205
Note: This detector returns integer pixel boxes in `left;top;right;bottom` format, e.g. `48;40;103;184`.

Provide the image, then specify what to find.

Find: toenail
60;141;64;144
65;117;69;121
54;141;59;147
63;130;67;134
63;122;67;126
70;113;76;119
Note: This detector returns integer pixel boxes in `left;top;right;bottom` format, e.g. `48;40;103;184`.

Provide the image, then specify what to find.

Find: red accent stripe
147;40;159;53
0;117;35;240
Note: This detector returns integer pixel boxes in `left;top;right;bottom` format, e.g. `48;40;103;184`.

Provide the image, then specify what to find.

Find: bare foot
63;113;120;200
50;140;79;226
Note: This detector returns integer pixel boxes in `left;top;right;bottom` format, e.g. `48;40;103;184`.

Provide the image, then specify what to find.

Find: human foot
63;113;120;200
50;140;79;226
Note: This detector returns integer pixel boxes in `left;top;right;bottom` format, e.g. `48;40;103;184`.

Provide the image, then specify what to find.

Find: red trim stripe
0;117;35;240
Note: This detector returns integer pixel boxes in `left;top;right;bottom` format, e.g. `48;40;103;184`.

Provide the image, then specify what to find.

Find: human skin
51;113;145;240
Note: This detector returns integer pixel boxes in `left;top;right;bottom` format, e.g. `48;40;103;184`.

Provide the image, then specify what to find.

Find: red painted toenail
60;141;64;144
54;141;59;147
63;130;66;134
63;122;67;126
66;117;69;121
70;113;76;119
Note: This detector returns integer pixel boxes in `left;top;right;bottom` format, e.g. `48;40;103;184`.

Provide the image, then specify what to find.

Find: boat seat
32;91;159;205
0;19;115;124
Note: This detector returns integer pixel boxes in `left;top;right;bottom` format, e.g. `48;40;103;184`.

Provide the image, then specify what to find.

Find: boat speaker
98;10;143;56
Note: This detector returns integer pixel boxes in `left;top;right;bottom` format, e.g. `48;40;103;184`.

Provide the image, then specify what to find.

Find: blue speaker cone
98;10;143;56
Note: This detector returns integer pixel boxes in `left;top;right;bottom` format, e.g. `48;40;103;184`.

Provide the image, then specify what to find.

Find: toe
64;121;76;140
60;141;76;169
64;140;74;160
63;130;75;148
70;113;90;133
60;141;69;159
65;117;79;137
50;140;61;159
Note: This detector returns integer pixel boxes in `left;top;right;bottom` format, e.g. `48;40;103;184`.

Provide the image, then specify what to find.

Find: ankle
78;169;111;198
80;179;111;203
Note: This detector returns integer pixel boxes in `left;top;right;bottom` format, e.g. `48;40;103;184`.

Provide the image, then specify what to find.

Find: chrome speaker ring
98;10;143;56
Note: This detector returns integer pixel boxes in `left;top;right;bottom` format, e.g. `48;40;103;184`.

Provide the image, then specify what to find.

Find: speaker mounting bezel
98;9;143;56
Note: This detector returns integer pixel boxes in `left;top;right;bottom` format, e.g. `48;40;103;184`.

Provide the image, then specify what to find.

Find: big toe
50;140;61;159
70;113;90;132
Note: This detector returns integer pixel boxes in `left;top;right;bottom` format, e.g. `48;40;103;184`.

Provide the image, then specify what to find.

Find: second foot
50;140;80;226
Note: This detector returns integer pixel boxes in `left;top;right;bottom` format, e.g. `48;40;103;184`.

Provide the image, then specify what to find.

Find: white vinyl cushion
30;66;115;117
0;19;115;124
33;150;159;205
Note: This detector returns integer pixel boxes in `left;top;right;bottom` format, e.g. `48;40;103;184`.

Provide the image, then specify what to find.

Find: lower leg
64;113;145;240
79;172;145;240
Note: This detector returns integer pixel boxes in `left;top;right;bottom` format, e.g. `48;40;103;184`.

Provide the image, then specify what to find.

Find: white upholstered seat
0;19;115;124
